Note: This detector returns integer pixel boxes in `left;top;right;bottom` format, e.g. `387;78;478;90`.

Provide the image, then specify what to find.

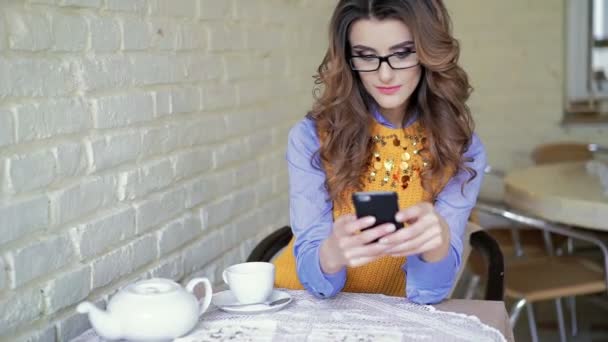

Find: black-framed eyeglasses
349;51;419;72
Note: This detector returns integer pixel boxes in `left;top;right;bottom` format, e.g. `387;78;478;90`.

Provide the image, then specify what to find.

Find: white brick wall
0;0;333;340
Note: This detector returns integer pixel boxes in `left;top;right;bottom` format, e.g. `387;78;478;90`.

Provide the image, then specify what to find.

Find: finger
348;256;380;268
341;223;396;248
343;242;390;259
378;213;436;245
384;225;441;255
395;202;433;223
342;216;377;235
391;236;443;257
333;214;362;237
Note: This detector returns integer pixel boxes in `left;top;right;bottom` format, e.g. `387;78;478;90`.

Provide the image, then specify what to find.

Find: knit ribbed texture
274;119;432;297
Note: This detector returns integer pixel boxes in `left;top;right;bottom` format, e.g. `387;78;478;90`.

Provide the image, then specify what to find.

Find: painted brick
179;23;206;50
131;234;158;271
42;266;91;314
0;11;6;51
60;0;101;8
90;246;132;289
134;187;185;233
140;125;179;158
121;18;152;50
0;287;44;336
177;115;225;147
202;84;237;111
6;148;56;194
0;258;6;291
148;254;183;280
0;108;14;147
49;176;115;226
105;0;146;13
171;87;201;114
184;174;217;209
85;130;141;173
154;89;172;116
15;98;91;143
7;234;74;287
199;0;232;20
212;139;247;169
183;229;224;274
6;10;52;51
0;195;49;245
78;55;131;91
55;141;86;179
118;158;174;201
89;15;120;52
157;214;201;256
149;0;198;18
13;326;56;342
71;206;136;259
172;147;213;181
93;92;154;129
0;56;77;97
206;23;245;51
51;12;87;51
55;309;91;342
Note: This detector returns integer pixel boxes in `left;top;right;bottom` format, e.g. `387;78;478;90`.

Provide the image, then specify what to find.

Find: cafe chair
247;225;505;302
472;141;608;341
475;203;608;342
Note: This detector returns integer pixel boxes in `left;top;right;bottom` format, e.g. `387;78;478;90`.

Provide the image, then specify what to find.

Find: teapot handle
186;277;213;315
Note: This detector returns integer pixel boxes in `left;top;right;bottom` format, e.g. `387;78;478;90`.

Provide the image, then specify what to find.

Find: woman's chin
373;96;408;112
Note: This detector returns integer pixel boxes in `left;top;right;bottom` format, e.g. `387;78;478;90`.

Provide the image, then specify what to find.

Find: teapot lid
125;278;180;296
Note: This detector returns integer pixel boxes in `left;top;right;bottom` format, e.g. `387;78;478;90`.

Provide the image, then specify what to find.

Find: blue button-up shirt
287;109;486;304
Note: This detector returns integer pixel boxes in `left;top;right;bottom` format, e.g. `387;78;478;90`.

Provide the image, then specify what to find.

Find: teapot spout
77;302;122;340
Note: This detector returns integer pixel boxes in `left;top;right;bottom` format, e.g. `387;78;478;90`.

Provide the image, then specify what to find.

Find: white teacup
222;262;275;304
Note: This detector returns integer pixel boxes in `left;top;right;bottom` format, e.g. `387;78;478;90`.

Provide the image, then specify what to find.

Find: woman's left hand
378;202;451;262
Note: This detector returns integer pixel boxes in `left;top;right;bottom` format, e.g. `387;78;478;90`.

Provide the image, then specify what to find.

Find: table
504;161;608;232
72;290;513;342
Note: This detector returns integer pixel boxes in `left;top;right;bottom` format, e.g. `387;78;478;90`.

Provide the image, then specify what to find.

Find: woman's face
348;18;421;118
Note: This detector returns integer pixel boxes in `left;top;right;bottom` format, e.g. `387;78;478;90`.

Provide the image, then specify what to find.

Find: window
565;0;608;122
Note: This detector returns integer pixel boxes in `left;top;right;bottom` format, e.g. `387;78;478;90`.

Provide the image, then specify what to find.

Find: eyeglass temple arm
475;202;608;294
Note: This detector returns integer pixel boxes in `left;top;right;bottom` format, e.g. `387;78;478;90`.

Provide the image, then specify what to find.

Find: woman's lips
376;85;402;95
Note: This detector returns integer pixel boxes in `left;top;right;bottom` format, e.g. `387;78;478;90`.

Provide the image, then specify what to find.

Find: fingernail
395;213;404;221
365;216;376;224
379;238;389;244
386;224;396;232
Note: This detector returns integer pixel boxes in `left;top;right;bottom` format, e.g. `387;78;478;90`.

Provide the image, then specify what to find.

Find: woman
273;0;486;304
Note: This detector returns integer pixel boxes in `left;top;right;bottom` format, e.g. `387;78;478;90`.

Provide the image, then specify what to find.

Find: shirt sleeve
404;133;487;304
287;117;346;298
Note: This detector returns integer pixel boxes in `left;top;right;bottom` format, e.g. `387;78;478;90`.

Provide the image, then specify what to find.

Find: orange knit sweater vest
273;119;434;297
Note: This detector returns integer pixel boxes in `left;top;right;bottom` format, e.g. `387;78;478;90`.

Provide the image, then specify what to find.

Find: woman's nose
377;61;394;83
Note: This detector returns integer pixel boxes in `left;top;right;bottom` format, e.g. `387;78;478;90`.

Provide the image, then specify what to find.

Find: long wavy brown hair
310;0;476;204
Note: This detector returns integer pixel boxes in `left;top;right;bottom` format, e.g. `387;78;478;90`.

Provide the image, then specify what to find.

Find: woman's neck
380;104;407;128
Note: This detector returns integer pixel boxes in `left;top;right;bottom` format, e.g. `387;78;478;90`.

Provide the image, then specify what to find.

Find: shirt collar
371;106;418;129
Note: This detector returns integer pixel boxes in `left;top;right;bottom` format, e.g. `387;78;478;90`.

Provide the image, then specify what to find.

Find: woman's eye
394;52;411;59
360;55;377;61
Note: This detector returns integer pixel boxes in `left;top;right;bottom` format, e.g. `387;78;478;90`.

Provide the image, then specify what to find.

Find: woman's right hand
319;214;397;273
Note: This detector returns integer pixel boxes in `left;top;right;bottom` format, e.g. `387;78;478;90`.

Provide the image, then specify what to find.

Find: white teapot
77;277;212;341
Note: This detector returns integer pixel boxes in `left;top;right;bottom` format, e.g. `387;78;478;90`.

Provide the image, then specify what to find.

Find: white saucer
212;289;292;314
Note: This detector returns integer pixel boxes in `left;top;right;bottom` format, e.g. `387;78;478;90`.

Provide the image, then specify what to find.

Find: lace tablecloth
72;290;508;342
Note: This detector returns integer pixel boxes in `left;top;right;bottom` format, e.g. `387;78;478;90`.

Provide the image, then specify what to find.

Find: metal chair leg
568;296;577;336
464;274;480;300
510;298;527;328
555;298;567;342
510;228;524;257
526;303;539;342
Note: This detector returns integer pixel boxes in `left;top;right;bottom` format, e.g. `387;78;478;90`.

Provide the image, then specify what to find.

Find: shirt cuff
403;247;458;304
297;243;346;299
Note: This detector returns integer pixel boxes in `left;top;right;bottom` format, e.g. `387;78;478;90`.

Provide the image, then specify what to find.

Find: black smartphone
352;191;404;238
